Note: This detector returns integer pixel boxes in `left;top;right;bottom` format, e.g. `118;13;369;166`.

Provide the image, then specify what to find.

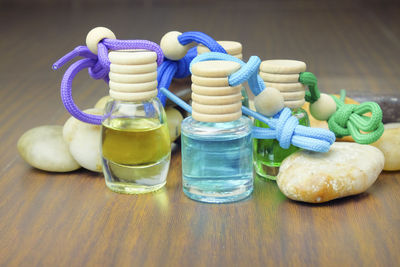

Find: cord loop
53;38;163;125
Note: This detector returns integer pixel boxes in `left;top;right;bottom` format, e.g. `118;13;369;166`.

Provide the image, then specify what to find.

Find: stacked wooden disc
191;60;243;122
197;41;243;60
108;50;158;101
259;59;307;109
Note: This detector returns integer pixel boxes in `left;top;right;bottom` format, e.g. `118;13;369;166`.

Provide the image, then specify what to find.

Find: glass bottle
101;50;171;194
254;59;310;180
253;107;309;180
181;60;253;203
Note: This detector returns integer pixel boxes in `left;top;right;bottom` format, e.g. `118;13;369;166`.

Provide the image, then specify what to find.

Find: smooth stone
17;125;80;172
63;108;103;172
372;125;400;171
165;107;183;142
277;142;384;203
94;95;112;109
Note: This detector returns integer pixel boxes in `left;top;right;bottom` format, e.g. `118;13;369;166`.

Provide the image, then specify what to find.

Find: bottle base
254;161;280;181
102;154;170;194
106;180;166;194
182;177;253;203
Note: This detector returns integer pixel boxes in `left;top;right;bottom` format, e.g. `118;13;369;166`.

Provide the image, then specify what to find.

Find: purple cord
53;38;164;125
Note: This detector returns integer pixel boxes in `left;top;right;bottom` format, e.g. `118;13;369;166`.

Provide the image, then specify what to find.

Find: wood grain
0;1;399;266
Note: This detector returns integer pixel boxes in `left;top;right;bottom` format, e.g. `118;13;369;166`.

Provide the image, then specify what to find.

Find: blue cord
156;32;335;153
157;32;226;106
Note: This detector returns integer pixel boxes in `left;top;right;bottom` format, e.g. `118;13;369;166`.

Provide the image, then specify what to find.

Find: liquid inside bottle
253;108;309;180
181;116;253;203
101;99;171;194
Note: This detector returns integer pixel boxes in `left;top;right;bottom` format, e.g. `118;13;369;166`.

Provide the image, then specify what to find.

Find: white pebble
17;125;80;172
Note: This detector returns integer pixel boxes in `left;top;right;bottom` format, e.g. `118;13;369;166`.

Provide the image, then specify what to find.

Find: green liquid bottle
253;108;309;180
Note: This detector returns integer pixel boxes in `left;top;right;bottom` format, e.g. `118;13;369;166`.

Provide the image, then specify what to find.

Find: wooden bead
110;62;157;74
192;102;242;115
259;72;299;83
197;41;242;56
86;27;116;55
260;59;306;74
254;87;285;117
191;60;241;78
191;75;229;87
109;89;157;102
285;99;306;109
310;93;337;121
191;84;242;96
108;51;157;65
281;90;306;101
263;82;305;92
192;110;242;123
109;80;157;92
160;31;192;61
109;72;157;84
191;92;242;105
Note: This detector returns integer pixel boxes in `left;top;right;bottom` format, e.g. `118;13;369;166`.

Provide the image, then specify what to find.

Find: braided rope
156;31;226;105
299;72;384;144
174;51;335;152
298;72;320;103
328;92;384;144
53;39;163;125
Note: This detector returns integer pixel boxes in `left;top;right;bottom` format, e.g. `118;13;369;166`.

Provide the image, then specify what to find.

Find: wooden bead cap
260;59;306;74
310;93;337;121
263;82;306;92
191;92;242;105
192;102;242;115
108;51;157;65
191;60;244;122
86;27;116;55
108;50;158;101
192;110;242;123
254;87;285;117
191;60;241;78
259;72;299;83
110;62;157;74
109;72;157;84
191;75;229;87
191;84;242;96
285;99;306;109
109;89;158;102
160;31;193;61
197;41;242;57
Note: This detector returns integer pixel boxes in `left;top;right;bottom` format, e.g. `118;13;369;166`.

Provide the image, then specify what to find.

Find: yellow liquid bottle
101;99;171;194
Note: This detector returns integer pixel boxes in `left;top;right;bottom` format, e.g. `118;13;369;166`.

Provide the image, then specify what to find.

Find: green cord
299;72;320;103
299;73;384;144
328;91;384;144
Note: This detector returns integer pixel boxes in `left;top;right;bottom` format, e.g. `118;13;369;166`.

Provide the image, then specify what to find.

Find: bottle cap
108;50;158;101
259;59;307;108
191;60;243;122
197;41;242;59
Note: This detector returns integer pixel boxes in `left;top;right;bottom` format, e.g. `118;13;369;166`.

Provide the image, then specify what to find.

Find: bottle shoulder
181;116;252;140
103;97;167;126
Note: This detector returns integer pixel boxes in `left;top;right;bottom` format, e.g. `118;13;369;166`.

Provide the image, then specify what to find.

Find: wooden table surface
1;1;400;266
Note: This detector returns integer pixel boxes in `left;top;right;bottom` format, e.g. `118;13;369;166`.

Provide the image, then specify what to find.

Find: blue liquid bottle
181;60;253;203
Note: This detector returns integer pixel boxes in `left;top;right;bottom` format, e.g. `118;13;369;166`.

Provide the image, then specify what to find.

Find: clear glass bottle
253;108;309;180
181;116;253;203
102;98;171;194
